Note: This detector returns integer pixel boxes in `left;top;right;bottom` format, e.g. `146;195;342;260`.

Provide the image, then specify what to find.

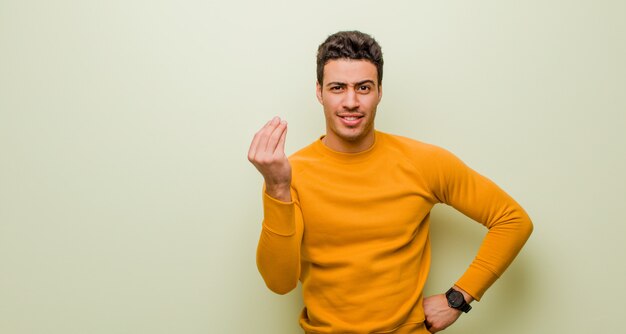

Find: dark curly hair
316;31;384;86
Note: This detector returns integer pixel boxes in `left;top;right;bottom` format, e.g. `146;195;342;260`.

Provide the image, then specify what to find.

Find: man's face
316;59;382;152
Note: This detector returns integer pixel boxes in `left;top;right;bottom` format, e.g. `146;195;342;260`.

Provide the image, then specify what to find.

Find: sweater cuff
455;263;500;301
262;191;296;236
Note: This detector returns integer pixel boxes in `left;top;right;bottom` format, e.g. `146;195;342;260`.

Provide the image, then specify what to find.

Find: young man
248;31;533;334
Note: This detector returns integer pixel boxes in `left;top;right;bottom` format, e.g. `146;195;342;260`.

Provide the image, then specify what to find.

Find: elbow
523;218;534;243
494;207;534;243
257;259;298;295
266;284;297;295
265;280;297;295
510;211;533;247
256;248;300;295
520;210;534;239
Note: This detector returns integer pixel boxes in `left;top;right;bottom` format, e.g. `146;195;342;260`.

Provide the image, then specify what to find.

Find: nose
342;88;360;110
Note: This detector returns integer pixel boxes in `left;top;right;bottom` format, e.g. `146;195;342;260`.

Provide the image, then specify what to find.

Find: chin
336;128;368;143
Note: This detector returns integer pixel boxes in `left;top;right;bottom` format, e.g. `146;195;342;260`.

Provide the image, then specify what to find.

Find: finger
265;119;287;153
248;119;273;161
250;118;280;160
257;117;281;155
248;131;263;161
274;121;288;156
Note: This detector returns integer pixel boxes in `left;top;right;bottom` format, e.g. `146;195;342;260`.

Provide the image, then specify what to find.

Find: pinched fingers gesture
248;117;292;201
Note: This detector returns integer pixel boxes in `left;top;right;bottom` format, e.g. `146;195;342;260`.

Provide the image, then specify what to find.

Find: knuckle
257;156;273;165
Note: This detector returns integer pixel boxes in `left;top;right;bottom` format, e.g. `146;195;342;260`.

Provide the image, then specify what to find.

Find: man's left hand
423;287;473;333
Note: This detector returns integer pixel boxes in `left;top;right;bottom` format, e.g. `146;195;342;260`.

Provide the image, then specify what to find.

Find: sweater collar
313;130;383;164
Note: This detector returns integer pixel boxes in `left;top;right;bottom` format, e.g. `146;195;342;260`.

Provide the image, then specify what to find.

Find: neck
322;131;376;153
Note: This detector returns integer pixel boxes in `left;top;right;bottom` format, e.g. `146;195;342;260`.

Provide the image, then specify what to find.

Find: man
248;31;532;334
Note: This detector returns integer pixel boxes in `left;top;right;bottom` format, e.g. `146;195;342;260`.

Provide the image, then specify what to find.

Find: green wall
1;1;624;333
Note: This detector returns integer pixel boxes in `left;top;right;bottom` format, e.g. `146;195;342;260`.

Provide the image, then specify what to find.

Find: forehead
323;59;378;84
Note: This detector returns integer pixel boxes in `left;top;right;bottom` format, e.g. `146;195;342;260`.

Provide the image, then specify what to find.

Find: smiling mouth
338;114;364;127
339;114;364;120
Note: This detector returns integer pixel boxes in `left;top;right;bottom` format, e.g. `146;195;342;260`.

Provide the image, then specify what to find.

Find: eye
330;86;344;92
357;85;371;93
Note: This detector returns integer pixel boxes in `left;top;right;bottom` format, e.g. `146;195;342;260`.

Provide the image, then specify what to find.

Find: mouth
338;114;364;127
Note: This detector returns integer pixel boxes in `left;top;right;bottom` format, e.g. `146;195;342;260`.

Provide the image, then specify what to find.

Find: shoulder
379;132;470;182
379;131;455;162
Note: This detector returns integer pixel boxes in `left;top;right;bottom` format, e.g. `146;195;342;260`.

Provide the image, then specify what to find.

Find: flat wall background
1;1;624;333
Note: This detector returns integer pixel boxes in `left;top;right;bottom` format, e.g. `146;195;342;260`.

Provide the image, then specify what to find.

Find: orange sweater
257;131;532;334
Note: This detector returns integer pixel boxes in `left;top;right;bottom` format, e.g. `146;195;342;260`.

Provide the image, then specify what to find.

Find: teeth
343;116;359;121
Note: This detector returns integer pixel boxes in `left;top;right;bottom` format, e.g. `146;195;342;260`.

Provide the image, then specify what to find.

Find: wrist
265;183;291;202
452;285;474;304
446;287;473;313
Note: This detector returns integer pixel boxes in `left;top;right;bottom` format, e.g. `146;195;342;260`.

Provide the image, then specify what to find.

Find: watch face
447;290;465;308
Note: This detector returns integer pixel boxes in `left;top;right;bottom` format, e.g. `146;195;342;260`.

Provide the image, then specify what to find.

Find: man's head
315;31;384;153
316;31;384;86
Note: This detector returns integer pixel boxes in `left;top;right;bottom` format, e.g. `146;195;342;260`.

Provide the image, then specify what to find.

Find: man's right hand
248;117;292;202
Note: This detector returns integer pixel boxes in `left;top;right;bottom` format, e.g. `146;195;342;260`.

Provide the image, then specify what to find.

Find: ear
377;84;383;102
316;82;323;104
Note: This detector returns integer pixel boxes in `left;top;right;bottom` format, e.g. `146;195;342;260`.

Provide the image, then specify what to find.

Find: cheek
364;96;380;110
322;98;339;111
322;103;334;119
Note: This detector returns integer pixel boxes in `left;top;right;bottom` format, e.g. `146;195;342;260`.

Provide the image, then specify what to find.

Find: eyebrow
325;80;376;87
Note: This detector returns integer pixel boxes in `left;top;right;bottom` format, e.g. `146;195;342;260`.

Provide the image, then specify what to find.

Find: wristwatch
445;288;472;313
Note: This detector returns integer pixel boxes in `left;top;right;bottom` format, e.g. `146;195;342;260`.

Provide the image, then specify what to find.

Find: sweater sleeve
430;149;533;301
256;186;303;295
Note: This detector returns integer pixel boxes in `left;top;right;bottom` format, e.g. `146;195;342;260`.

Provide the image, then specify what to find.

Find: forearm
456;205;533;300
256;191;302;294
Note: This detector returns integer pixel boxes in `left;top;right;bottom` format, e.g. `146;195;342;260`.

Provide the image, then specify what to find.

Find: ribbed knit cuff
262;191;296;236
455;263;500;301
